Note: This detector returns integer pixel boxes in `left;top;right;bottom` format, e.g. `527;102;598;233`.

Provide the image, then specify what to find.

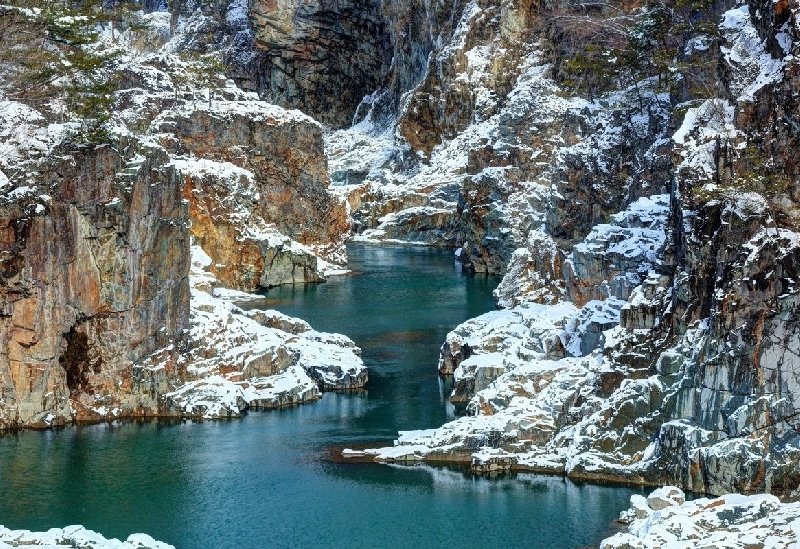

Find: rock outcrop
0;132;190;429
155;100;350;291
166;246;366;420
0;525;173;549
328;0;672;279
603;486;800;549
0;4;365;429
249;0;392;128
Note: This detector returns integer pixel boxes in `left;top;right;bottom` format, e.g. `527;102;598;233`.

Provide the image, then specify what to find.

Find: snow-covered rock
604;487;800;549
166;245;367;419
0;525;173;549
0;3;358;429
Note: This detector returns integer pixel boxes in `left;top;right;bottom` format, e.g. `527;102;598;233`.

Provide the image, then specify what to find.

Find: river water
0;244;640;548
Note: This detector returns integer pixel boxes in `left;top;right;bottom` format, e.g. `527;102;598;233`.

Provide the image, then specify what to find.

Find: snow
603;487;800;549
171;157;254;183
0;100;70;171
0;525;173;549
673;99;739;179
720;5;788;102
166;244;366;418
163;100;317;128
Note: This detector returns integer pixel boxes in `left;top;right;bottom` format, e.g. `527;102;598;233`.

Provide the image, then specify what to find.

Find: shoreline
0;388;369;434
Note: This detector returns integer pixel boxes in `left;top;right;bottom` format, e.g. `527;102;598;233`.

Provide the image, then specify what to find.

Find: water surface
0;244;640;548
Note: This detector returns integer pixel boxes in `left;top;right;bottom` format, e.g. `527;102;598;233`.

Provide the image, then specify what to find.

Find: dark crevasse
0;244;641;549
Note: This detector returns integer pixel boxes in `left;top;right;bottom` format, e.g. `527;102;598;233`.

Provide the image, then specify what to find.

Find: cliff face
313;0;800;498
0;3;366;428
2;0;799;501
0;140;190;428
155;100;350;290
249;0;392;128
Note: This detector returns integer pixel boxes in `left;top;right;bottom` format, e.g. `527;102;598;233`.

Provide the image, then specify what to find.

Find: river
0;244;641;548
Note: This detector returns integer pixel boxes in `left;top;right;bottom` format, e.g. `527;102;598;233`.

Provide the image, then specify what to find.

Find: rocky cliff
321;0;800;499
0;2;365;429
0;118;189;428
2;0;799;503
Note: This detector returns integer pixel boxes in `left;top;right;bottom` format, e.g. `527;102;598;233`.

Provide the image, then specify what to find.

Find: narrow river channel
0;244;641;548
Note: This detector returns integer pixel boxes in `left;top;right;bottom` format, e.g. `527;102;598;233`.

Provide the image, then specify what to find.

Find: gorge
0;245;640;549
0;0;799;546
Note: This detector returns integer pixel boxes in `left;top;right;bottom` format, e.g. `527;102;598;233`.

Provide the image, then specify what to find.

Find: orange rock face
0;144;190;428
157;101;351;291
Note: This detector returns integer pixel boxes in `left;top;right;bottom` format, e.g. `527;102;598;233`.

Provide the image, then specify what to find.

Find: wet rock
470;449;518;474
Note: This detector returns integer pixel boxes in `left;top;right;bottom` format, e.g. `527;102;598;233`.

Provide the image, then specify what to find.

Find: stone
249;0;392;127
0;141;190;428
646;486;686;510
603;489;797;549
155;100;350;291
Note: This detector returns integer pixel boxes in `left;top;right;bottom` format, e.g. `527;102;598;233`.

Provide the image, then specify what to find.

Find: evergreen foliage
0;1;142;143
552;0;720;102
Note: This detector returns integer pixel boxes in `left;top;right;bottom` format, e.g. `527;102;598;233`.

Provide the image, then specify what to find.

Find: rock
0;138;189;429
451;353;507;404
364;0;800;498
249;0;392;127
155;100;350;291
626;495;652;521
168;245;367;419
602;489;797;549
245;310;311;335
470;449;518;474
646;486;686;510
0;14;360;428
564;195;670;307
0;525;174;549
493;231;565;308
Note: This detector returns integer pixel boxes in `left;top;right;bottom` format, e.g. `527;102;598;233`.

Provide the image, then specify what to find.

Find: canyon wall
0;4;365;428
0;139;190;428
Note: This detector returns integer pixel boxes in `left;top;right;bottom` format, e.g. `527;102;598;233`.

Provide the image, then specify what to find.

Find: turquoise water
0;244;640;548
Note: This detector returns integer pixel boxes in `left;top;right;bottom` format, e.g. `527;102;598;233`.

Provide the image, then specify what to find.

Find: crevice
60;322;102;394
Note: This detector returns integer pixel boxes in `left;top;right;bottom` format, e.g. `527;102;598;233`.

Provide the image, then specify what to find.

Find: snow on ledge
720;5;788;103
